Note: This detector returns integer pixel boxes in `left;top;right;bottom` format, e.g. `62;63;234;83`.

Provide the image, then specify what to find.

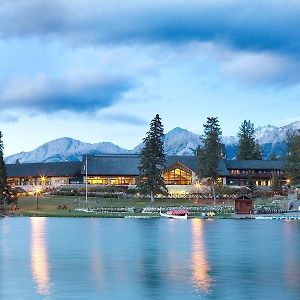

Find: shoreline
3;211;300;220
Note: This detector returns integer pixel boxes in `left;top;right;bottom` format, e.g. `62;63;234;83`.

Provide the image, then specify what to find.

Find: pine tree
270;152;277;160
237;120;254;159
247;170;256;194
237;120;263;160
138;114;167;202
253;142;262;160
196;117;222;203
0;131;7;206
271;173;282;193
285;130;300;185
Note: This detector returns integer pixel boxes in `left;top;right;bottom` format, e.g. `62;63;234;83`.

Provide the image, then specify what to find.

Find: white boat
160;209;189;220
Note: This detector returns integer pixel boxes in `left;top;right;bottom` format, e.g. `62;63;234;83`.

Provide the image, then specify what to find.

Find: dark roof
6;156;285;178
6;162;82;177
225;160;286;170
81;155;229;176
83;155;140;176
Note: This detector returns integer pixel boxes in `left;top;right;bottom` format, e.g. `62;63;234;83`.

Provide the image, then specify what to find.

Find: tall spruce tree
271;173;282;193
237;120;261;160
0;131;7;206
196;117;222;203
246;170;256;194
270;151;277;160
138;114;167;202
253;142;263;160
285;130;300;185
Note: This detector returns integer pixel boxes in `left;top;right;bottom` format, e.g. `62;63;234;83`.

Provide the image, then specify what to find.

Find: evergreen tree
285;130;300;185
0;131;7;206
196;117;222;203
253;142;262;160
237;120;259;160
270;152;277;160
138;114;167;202
247;170;256;194
271;173;282;193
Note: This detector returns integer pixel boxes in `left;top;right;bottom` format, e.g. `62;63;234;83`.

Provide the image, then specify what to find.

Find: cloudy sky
0;0;299;155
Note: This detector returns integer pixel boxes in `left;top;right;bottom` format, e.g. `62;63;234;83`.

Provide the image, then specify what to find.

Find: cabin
234;196;254;214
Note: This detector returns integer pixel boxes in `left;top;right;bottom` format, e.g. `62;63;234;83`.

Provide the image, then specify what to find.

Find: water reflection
191;219;212;293
90;220;106;288
284;221;300;291
31;217;51;296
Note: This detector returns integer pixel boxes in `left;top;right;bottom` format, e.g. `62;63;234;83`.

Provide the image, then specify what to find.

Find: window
163;164;192;185
110;177;134;185
87;177;109;185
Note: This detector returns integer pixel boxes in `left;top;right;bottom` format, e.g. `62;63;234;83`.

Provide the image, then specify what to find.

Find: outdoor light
35;187;41;210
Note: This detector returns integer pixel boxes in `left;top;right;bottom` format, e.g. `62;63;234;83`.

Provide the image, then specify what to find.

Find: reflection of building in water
90;220;106;288
31;217;51;296
191;219;212;293
283;221;300;290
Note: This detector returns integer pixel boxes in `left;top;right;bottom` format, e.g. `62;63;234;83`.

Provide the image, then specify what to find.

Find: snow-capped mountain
5;138;129;163
5;121;300;163
132;127;201;156
255;122;300;144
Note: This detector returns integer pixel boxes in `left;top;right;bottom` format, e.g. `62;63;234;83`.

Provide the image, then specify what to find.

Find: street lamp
35;188;41;210
196;182;200;202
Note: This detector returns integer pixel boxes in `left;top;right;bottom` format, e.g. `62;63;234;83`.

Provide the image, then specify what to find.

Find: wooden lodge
5;155;289;193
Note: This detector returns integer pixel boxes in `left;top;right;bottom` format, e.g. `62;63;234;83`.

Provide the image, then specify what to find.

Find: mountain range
5;121;300;164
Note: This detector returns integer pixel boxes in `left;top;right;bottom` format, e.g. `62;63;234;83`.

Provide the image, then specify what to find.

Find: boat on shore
160;209;189;219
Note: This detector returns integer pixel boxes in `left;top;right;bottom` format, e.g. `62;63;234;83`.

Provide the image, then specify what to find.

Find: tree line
138;115;300;202
1;117;299;204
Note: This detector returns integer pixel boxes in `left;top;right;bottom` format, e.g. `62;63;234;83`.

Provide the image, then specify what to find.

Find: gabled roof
225;160;286;170
6;162;82;177
81;155;230;176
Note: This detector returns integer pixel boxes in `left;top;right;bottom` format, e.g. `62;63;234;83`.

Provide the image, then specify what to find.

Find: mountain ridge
5;121;300;163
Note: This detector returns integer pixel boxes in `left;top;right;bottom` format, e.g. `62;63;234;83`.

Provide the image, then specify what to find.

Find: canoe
160;210;188;219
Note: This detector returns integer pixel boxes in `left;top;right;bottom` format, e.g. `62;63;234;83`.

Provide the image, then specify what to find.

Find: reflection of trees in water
191;219;212;294
138;220;164;299
0;220;9;299
31;217;51;297
284;221;300;291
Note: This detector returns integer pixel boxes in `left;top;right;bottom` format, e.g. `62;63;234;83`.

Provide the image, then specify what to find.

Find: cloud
219;51;300;85
97;113;148;126
0;113;19;123
0;72;134;114
1;0;300;56
1;1;300;87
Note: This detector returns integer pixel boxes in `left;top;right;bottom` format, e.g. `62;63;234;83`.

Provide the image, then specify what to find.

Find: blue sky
0;0;299;156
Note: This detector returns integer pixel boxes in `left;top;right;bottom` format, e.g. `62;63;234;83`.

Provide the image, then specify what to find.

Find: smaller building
234;196;254;214
6;162;82;190
225;160;287;187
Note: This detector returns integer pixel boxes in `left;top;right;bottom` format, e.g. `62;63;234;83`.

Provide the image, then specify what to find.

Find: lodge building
5;154;289;191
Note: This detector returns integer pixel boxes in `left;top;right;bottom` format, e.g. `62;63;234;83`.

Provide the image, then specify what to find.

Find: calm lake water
1;217;300;300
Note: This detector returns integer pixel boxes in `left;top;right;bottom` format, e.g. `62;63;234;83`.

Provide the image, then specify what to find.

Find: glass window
163;166;192;185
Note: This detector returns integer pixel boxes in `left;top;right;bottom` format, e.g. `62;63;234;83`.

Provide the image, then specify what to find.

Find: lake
1;217;300;300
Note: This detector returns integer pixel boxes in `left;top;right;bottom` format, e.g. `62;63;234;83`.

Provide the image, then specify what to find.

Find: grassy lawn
9;194;284;218
8;194;233;217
